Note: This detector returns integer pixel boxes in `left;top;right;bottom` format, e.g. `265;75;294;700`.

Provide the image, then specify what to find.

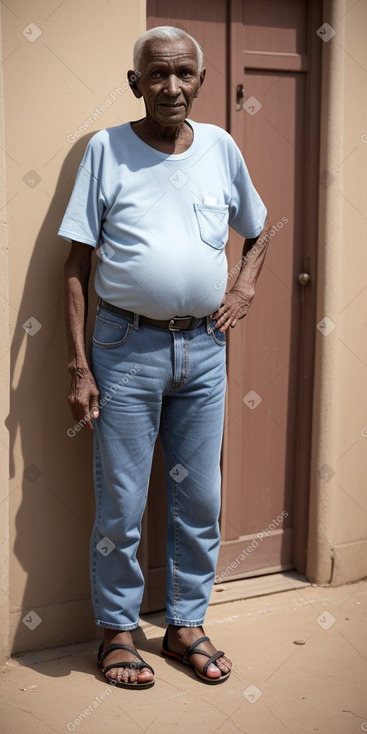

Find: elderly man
60;26;269;689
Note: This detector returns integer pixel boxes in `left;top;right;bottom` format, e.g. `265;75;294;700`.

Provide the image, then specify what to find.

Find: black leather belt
98;299;205;331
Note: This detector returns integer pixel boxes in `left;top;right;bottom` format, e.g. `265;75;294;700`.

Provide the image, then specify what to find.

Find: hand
68;367;100;431
211;287;255;332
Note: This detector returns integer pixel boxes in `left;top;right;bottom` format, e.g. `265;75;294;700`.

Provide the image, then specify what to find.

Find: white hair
133;26;204;72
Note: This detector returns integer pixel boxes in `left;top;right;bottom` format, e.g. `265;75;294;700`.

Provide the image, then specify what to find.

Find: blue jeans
90;305;226;631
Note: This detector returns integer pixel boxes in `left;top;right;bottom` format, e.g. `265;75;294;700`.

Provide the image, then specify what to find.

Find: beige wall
1;0;146;656
0;4;10;663
308;0;367;584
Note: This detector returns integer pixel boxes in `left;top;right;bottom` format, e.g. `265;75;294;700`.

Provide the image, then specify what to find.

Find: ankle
103;629;133;644
168;625;204;642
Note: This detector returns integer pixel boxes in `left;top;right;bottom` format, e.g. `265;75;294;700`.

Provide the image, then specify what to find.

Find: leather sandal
98;642;155;689
161;628;231;684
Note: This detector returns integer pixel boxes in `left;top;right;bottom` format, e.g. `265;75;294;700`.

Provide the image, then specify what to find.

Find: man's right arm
64;240;99;430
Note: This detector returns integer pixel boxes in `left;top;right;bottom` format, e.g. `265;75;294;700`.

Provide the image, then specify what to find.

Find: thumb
90;397;99;420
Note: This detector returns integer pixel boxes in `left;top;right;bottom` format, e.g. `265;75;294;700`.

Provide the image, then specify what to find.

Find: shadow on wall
6;134;102;656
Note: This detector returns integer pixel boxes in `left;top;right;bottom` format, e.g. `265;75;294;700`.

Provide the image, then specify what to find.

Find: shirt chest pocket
194;203;229;249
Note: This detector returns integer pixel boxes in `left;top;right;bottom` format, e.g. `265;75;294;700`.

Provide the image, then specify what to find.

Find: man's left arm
212;215;272;332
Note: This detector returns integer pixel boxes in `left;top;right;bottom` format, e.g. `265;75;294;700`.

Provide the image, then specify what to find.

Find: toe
216;655;232;674
105;666;123;684
205;663;222;679
127;669;138;684
137;666;154;683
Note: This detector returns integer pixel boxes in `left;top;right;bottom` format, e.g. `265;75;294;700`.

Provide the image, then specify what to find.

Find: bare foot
100;629;154;686
167;625;232;680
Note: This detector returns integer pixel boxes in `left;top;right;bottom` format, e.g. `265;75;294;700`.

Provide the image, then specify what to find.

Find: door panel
243;0;308;53
141;0;320;611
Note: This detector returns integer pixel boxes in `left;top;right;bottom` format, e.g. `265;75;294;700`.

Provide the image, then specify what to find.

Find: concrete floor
1;580;366;734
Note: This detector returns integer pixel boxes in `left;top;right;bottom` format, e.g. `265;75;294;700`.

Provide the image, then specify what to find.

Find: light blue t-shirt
58;120;266;319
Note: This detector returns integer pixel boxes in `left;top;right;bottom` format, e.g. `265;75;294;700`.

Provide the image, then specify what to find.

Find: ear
194;67;206;98
127;70;142;98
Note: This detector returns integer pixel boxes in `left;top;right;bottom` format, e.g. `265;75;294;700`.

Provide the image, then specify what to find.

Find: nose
163;74;180;96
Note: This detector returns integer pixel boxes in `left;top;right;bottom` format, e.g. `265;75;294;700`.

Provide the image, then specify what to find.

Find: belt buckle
168;317;189;332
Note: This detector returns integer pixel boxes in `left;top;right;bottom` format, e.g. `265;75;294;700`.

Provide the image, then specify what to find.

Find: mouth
158;103;185;109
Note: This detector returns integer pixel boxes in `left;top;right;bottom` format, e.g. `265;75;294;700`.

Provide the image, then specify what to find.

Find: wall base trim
10;598;97;657
331;540;367;587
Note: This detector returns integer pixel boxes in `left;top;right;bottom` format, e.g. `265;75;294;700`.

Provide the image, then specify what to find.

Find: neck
140;116;188;143
131;117;193;154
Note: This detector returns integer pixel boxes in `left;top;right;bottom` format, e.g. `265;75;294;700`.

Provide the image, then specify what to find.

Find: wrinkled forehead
140;37;199;68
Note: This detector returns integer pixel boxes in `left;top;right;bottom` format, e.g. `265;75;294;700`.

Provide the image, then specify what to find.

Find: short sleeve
228;147;267;240
58;141;106;246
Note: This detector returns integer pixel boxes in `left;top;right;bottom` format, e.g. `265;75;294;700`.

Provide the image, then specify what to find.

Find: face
129;37;205;128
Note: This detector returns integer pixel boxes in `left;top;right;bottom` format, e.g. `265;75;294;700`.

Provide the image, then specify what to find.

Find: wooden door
218;0;321;582
141;0;321;612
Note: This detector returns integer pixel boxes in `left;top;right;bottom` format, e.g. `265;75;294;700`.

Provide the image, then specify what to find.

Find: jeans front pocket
194;203;229;249
92;312;132;349
206;318;226;346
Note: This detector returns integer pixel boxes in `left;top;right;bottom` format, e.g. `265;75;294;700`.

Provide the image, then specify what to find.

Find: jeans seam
171;334;190;390
91;433;103;623
183;339;189;382
95;620;139;631
162;411;180;616
166;617;205;627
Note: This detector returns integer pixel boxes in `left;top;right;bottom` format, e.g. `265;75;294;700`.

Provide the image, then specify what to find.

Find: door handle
298;254;311;286
298;272;310;286
235;83;244;110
